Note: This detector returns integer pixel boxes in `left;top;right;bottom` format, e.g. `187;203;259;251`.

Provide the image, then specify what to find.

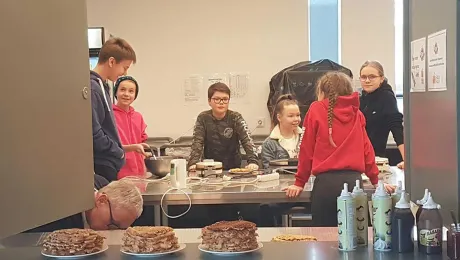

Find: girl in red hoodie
283;71;394;226
113;76;151;179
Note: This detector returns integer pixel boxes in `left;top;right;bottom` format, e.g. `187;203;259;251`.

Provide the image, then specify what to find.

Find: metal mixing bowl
144;156;174;177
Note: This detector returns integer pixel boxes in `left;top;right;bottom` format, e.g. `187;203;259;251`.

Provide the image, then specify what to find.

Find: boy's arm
234;113;259;165
91;88;124;159
188;116;206;168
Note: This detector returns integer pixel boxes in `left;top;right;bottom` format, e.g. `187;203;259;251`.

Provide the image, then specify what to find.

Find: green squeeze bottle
337;183;357;251
352;179;368;246
372;180;392;251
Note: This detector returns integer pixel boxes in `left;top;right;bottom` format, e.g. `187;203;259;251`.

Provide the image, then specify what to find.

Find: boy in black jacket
90;38;137;181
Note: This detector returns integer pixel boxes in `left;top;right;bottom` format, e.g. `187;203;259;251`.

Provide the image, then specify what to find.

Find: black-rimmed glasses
211;97;230;104
106;199;122;230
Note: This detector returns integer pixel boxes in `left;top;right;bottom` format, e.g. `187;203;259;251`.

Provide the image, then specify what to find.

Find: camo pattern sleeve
232;111;259;165
188;113;206;168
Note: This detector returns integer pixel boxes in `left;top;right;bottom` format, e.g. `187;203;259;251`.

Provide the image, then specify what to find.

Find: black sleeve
94;174;110;189
383;92;404;146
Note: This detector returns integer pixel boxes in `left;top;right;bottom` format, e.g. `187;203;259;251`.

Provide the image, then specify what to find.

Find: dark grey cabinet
405;0;460;224
0;0;94;238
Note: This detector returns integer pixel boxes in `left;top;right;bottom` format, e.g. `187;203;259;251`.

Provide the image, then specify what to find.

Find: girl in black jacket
359;60;405;169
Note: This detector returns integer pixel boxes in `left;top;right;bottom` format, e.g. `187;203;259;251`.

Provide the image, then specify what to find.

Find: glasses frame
359;75;382;82
106;198;122;230
210;97;230;104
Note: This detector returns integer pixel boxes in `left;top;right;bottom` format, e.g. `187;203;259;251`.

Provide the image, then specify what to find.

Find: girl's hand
282;185;304;198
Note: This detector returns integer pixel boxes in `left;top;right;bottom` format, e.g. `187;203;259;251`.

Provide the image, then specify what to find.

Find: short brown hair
98;37;137;64
208;82;231;99
316;71;354;147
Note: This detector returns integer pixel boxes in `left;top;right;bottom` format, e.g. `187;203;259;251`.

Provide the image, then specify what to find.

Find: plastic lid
374;180;389;197
340;183;352;197
416;189;429;205
422;192;440;209
393;180;403;195
352;180;365;195
395;191;410;209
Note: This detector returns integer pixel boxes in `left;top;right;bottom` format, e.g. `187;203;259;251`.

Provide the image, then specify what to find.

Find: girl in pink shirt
113;76;151;179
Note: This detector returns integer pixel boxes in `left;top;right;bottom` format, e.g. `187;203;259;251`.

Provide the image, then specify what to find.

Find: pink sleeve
140;116;148;142
294;108;317;187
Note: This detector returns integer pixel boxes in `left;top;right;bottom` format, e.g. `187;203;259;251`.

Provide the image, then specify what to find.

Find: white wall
86;0;309;138
341;0;396;88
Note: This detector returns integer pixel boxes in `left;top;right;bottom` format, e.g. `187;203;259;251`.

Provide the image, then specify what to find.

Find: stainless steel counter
1;225;448;259
0;242;448;259
137;168;404;205
0;227;348;248
127;167;404;226
1;225;442;248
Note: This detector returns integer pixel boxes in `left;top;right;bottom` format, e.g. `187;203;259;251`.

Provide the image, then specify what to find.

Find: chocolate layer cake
121;226;180;253
201;220;259;252
42;228;105;256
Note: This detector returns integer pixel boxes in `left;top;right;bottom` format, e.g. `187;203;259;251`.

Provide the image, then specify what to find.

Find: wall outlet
256;117;265;128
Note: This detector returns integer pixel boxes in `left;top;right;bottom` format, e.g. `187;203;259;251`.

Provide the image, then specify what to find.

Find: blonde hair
360;60;384;77
316;71;354;147
99;180;143;217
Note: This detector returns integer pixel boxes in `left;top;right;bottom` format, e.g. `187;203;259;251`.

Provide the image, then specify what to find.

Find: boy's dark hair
98;37;137;64
208;82;231;99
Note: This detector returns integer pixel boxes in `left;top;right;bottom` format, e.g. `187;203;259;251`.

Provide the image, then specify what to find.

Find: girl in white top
261;94;302;169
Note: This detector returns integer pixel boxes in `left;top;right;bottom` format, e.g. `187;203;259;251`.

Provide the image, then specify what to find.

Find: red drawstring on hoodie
328;127;337;147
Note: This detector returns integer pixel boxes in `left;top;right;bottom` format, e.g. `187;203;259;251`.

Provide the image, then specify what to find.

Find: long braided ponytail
316;71;353;148
327;90;338;147
324;77;338;147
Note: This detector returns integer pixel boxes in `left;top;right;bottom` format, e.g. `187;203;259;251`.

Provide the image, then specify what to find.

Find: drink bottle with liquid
391;191;415;253
418;192;443;255
415;189;429;250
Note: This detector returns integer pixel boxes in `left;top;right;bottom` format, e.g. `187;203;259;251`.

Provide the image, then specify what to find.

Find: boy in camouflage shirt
188;83;259;171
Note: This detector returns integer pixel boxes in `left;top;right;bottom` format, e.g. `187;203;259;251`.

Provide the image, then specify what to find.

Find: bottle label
337;198;357;251
419;228;442;247
372;198;392;251
355;196;368;246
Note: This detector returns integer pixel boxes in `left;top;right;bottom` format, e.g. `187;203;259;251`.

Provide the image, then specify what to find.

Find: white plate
121;243;186;257
41;245;108;258
198;242;263;256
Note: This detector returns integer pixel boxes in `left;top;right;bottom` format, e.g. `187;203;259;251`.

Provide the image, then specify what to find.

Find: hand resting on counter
246;163;259;171
283;182;396;198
